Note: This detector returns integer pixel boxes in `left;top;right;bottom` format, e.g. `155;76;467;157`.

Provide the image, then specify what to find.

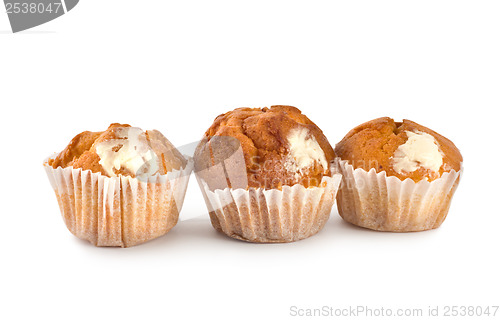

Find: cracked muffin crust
50;123;187;177
335;117;462;182
194;105;335;189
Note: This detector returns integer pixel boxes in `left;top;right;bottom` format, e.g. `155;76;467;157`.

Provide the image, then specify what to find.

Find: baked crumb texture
335;117;462;182
45;124;191;247
194;105;335;190
50;123;187;176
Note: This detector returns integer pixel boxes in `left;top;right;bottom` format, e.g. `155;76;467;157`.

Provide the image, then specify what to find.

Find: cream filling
95;127;160;177
392;130;444;174
285;128;328;174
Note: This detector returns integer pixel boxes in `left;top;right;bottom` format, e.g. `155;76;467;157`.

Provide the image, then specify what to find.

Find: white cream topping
286;128;328;173
95;127;160;177
392;130;444;174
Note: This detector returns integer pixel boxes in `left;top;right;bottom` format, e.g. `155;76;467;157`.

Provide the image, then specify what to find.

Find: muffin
44;123;192;247
335;117;463;232
194;105;342;242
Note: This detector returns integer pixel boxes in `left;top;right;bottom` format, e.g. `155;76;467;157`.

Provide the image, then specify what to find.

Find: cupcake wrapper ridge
44;156;193;247
196;171;342;243
336;159;463;232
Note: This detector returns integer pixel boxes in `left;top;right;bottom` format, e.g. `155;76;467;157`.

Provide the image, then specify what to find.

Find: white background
1;1;499;319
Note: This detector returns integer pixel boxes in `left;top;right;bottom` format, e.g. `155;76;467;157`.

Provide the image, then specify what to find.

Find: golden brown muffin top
335;117;462;182
49;123;187;178
195;105;335;190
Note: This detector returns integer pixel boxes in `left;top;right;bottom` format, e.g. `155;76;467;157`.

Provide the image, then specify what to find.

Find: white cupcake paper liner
196;169;342;243
44;156;193;247
336;159;463;232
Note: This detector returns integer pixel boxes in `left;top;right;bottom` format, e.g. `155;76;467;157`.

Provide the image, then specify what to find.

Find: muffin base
336;160;462;232
44;157;193;247
197;173;342;243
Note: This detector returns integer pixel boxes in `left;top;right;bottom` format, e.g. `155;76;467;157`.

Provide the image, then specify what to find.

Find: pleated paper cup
336;159;463;232
43;156;193;247
195;170;342;243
